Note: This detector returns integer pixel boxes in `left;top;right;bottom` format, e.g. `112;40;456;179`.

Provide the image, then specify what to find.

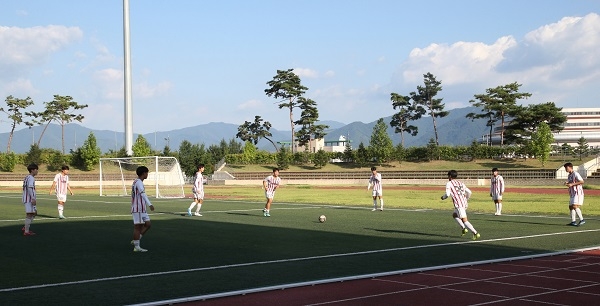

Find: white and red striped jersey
131;178;152;213
192;173;204;194
369;173;382;191
22;174;36;204
490;175;504;196
53;173;69;195
567;171;584;198
445;179;472;208
264;175;281;193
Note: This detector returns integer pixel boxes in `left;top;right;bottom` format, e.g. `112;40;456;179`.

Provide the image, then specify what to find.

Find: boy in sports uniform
490;167;505;216
262;168;281;217
49;165;74;219
367;166;383;211
22;163;39;236
564;162;585;226
187;164;205;217
131;166;155;252
441;170;480;240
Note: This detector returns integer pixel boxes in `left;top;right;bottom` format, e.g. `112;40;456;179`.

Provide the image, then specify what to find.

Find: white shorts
372;190;382;197
193;192;204;200
454;207;467;219
492;194;502;201
132;212;151;225
265;191;275;199
24;203;37;214
569;195;584;206
57;194;67;203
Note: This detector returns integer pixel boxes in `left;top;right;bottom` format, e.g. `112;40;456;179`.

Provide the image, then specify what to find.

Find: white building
277;135;351;153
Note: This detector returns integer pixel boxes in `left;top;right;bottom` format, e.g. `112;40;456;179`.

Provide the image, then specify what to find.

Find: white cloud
1;78;37;97
293;67;319;78
135;81;172;99
237;99;263;110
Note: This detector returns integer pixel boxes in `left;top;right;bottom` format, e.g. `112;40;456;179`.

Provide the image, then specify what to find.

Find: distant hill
0;107;488;153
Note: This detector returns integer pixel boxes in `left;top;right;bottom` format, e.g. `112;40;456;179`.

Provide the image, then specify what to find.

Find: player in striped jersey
49;165;74;219
131;166;155;252
564;162;585;226
262;168;281;217
367;166;383;211
22;163;39;236
187;164;205;217
441;170;480;240
490;167;505;216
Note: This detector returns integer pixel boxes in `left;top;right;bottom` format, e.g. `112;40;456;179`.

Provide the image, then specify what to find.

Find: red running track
187;249;600;306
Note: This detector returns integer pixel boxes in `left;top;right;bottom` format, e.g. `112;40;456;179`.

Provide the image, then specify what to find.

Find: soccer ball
319;215;326;223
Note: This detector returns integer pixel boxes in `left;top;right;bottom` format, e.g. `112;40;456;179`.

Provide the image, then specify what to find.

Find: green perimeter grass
0;191;598;305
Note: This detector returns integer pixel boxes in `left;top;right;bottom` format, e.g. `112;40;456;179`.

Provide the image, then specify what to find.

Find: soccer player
262;168;281;217
367;166;383;211
490;167;505;216
22;163;39;236
187;164;205;217
49;165;74;219
564;162;585;226
131;166;155;252
441;170;480;240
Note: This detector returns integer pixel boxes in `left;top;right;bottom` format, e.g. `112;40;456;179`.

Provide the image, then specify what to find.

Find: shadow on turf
364;227;455;238
484;219;565;226
226;212;262;217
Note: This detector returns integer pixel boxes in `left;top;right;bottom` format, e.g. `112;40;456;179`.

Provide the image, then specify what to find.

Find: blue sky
1;1;599;134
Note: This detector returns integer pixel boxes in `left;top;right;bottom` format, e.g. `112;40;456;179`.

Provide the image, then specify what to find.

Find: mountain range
0;107;489;153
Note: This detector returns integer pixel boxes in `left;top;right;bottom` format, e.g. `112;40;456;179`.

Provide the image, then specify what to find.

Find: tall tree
529;122;554;166
573;136;590;161
132;135;152;157
264;69;308;153
78;132;102;171
1;95;35;152
504;102;566;145
369;118;394;163
236;115;279;152
410;73;448;146
389;93;425;146
27;95;88;153
468;82;531;146
295;97;329;151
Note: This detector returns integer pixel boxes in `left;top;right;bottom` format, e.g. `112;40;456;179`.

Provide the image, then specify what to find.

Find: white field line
1;230;599;295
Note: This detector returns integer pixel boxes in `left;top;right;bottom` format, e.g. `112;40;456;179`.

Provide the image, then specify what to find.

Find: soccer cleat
378;208;384;211
21;226;25;232
186;209;192;217
461;228;468;236
23;231;36;236
578;220;586;226
59;215;65;219
568;221;578;226
133;247;148;252
265;213;270;217
472;233;481;240
371;208;377;211
494;212;501;216
194;212;202;216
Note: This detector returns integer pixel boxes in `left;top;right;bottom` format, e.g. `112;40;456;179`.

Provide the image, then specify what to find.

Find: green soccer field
0;191;598;305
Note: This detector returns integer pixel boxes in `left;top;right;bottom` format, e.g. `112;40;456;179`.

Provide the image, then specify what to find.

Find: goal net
99;156;186;198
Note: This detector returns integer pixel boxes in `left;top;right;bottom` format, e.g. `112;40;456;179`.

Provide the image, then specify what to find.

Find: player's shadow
364;227;451;238
484;219;561;226
226;212;261;217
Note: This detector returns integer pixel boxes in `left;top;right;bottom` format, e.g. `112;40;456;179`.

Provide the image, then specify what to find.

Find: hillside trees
410;73;448;146
1;95;35;153
389;93;425;146
369;118;394;163
26;95;88;154
467;83;531;146
236;115;279;152
265;69;308;153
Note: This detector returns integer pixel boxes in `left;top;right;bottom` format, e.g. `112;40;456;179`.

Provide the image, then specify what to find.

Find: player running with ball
441;170;481;240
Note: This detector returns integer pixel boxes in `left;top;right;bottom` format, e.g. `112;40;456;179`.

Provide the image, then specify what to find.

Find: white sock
58;204;64;216
575;208;583;221
24;216;32;232
373;200;377;208
380;199;384;209
570;209;577;222
134;240;140;247
139;234;143;240
454;217;465;228
464;221;477;234
495;203;499;213
188;202;196;210
196;204;202;213
498;203;502;213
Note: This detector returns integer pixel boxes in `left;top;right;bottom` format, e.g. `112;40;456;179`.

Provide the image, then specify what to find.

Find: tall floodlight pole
123;0;134;156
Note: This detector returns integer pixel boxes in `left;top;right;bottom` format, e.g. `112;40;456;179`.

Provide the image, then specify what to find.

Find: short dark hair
447;170;458;179
27;163;38;172
492;167;498;172
136;166;150;176
272;168;279;173
197;164;205;169
62;165;70;171
371;166;377;171
564;162;573;169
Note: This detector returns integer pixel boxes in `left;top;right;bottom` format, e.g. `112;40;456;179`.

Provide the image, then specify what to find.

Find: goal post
99;156;186;198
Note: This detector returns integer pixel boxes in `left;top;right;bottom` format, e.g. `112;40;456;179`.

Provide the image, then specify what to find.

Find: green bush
0;152;18;172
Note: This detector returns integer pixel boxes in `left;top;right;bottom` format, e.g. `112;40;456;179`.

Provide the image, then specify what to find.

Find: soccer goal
99;156;186;198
